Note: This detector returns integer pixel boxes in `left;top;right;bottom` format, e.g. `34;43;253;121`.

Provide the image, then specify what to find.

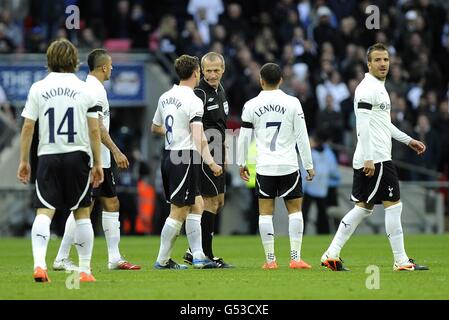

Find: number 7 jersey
241;89;313;176
21;72;98;157
153;85;204;151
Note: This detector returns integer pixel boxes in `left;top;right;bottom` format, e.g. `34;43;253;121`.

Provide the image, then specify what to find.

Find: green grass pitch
0;235;448;300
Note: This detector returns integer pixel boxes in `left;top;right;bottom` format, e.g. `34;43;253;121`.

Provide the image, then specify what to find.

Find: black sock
201;211;216;259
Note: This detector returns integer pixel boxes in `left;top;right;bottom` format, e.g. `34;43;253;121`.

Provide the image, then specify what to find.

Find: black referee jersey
194;78;229;142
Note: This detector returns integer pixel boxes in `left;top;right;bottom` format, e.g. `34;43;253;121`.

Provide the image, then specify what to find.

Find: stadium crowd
1;0;449;180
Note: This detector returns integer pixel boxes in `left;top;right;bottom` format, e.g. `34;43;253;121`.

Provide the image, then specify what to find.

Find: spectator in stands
109;0;131;39
187;0;223;25
433;99;449;174
302;131;340;234
409;114;441;181
0;22;15;53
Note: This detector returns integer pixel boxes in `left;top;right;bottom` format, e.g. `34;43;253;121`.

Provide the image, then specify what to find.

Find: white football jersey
353;73;393;169
153;85;204;150
22;72;98;157
86;75;111;168
241;89;313;176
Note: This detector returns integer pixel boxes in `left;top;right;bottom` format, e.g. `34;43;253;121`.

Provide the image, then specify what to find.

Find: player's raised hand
113;151;129;169
239;166;250;182
306;169;315;181
17;162;31;184
408;139;426;155
91;165;104;188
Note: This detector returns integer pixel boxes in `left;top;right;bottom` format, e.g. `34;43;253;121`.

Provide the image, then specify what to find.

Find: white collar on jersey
365;72;386;85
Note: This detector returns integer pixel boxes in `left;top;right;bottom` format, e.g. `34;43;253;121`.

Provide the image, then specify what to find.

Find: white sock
74;219;94;274
289;212;304;262
326;206;373;259
31;214;52;270
156;217;182;265
385;202;409;264
102;211;121;263
55;212;76;261
186;213;205;260
259;215;275;263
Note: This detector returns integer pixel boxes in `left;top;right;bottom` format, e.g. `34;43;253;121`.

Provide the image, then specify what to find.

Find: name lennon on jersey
41;87;80;100
254;104;286;117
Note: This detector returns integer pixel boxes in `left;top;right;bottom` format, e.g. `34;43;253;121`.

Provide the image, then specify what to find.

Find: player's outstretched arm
17;118;35;184
99;115;129;169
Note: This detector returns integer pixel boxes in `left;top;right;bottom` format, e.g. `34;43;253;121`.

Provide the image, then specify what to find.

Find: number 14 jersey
22;72;98;157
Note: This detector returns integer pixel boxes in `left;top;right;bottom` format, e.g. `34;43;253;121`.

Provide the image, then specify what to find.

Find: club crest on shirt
379;102;390;110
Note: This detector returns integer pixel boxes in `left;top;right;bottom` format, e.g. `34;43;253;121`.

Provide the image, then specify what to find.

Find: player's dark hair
88;49;110;71
366;43;389;62
260;63;282;86
174;55;200;80
46;39;79;73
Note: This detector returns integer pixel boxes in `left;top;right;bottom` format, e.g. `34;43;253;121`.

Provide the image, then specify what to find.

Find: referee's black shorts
200;144;225;197
351;160;400;204
34;151;92;211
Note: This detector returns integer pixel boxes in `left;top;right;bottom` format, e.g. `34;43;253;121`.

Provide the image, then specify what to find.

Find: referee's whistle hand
17;162;31;184
209;162;223;177
363;160;375;177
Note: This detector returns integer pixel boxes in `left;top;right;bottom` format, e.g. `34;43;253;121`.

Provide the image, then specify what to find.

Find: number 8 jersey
22;72;98;157
153;85;204;151
240;89;313;176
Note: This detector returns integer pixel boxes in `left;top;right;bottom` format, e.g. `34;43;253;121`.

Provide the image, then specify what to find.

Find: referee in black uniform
183;52;233;268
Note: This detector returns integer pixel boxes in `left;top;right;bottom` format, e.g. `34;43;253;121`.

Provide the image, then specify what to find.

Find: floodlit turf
0;235;448;300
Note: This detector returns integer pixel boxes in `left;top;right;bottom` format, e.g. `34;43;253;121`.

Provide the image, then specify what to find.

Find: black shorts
200;143;225;197
92;168;117;198
161;150;200;206
256;171;303;200
351;160;400;204
34;151;92;211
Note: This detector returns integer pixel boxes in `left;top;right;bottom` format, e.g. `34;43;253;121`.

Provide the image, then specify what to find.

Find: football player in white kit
237;63;315;270
53;49;141;271
17;39;103;282
151;55;222;269
321;43;429;271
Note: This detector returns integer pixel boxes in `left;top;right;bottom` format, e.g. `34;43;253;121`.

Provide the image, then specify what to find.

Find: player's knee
103;197;120;212
204;197;219;213
357;205;373;217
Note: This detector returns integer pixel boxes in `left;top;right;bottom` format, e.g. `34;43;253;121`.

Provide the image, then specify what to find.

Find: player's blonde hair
46;39;79;73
